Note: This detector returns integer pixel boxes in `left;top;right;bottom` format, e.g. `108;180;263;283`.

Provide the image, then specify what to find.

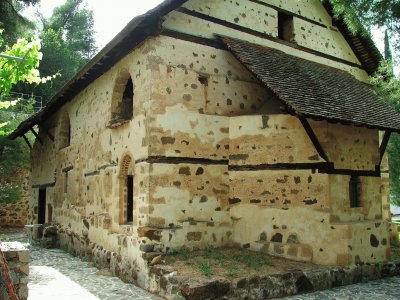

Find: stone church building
11;0;400;290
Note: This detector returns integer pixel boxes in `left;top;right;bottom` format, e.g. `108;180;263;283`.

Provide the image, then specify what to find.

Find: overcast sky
22;0;164;49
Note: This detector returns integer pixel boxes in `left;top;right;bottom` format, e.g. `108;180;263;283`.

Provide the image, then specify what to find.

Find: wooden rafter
299;117;329;162
379;131;391;165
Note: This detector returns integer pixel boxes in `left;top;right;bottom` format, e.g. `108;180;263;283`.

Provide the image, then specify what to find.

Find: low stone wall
0;242;30;300
152;261;400;299
0;199;29;227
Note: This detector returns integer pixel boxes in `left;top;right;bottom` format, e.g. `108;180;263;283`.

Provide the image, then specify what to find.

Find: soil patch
164;247;319;280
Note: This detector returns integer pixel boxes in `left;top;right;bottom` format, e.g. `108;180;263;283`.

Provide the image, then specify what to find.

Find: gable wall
28;1;388;286
163;0;368;81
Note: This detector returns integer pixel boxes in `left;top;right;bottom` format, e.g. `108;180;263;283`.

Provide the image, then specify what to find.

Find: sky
22;0;164;49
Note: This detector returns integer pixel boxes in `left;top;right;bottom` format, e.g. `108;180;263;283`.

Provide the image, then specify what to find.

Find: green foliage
0;0;38;45
324;0;400;64
16;0;97;104
197;262;213;277
0;30;43;98
368;61;400;204
0;187;22;203
225;264;238;277
232;252;273;270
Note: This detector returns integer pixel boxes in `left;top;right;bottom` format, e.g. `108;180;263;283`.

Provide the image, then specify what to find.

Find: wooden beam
249;0;328;29
41;127;54;141
22;135;32;149
175;7;364;70
379;131;391;165
30;128;43;144
299;117;329;162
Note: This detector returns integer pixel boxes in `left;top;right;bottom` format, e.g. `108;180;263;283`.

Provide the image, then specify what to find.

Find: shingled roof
221;36;400;132
9;0;388;139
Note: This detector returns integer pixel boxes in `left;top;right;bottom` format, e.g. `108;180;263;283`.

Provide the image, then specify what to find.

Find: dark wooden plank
379;131;391;165
299;117;329;162
22;135;32;149
30;128;43;145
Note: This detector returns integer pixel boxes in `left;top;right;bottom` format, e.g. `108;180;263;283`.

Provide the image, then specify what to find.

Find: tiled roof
221;36;400;132
9;0;387;139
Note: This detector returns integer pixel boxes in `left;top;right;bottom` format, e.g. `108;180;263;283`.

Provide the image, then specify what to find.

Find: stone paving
280;276;400;300
0;228;160;300
2;227;400;299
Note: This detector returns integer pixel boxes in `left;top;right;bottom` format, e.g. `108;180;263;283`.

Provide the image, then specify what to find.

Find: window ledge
106;119;131;129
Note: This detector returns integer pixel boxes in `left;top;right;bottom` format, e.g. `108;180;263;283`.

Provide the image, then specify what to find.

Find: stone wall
0;242;30;300
26;0;391;291
0;175;29;227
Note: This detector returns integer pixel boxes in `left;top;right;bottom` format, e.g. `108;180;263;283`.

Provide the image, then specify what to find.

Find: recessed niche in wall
109;69;134;128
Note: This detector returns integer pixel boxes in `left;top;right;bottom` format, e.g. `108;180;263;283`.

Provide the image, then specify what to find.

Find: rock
139;244;154;253
150;255;164;266
96;268;112;276
180;279;231;300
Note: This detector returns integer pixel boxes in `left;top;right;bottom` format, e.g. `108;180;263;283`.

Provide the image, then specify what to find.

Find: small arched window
58;112;71;149
110;69;134;125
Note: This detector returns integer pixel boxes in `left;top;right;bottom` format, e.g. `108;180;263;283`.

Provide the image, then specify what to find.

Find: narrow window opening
112;76;134;122
121;77;134;120
67;123;71;146
349;175;361;208
38;188;46;224
58;113;71;149
126;175;134;223
278;12;294;42
64;171;68;194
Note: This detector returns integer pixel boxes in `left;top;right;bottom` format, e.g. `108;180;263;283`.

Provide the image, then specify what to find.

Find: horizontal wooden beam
32;182;56;189
249;0;328;29
135;156;228;166
174;7;364;70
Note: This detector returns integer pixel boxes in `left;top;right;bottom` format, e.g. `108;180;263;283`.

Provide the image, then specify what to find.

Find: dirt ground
164;247;320;280
164;246;400;281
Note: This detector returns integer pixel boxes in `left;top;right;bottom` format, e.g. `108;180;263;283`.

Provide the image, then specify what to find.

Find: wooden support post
379;131;391;165
30;128;43;144
22;135;32;149
41;127;54;141
299;117;329;162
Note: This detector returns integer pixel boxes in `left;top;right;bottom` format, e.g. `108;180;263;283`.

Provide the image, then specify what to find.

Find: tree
0;0;39;45
0;29;45;203
326;0;400;63
17;0;97;104
0;30;52;129
326;0;400;204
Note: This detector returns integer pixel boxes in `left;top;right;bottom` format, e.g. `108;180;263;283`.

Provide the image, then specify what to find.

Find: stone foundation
151;261;400;299
0;242;30;300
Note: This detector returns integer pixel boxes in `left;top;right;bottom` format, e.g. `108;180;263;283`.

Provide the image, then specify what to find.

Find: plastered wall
27;0;390;287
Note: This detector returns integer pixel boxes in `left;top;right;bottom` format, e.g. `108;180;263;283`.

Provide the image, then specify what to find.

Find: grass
166;246;275;278
198;262;213;276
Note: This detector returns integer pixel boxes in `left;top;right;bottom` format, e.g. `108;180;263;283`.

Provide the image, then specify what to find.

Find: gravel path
1;228;160;300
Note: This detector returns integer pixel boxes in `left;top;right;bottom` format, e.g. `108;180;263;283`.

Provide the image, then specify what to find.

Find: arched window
119;155;134;224
58;112;71;149
110;69;134;124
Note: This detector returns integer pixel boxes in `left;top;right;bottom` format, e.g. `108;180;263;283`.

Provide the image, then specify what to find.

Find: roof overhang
9;0;386;140
221;36;400;133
